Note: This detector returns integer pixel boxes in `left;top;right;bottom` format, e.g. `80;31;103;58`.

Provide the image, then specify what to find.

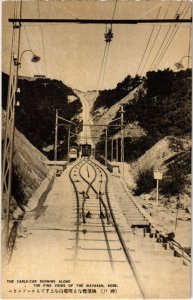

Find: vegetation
94;68;191;196
96;69;191;162
134;149;191;196
161;150;191;196
2;73;82;160
134;168;155;196
92;74;142;112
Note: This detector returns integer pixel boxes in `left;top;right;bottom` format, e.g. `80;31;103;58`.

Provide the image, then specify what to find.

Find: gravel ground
137;196;191;249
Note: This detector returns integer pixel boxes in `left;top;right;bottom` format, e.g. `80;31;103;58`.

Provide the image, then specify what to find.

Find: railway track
69;158;146;298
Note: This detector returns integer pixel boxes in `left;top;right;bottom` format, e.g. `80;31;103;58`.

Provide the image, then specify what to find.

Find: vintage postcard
1;0;192;299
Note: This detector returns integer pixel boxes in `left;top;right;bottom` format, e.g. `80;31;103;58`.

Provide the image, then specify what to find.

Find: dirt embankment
128;136;191;248
2;111;49;217
92;86;142;143
131;136;191;177
13;129;49;201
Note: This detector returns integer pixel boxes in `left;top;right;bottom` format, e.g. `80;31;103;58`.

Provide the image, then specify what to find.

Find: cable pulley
104;25;113;43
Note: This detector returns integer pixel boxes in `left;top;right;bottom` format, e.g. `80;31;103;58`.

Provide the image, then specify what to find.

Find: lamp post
54;114;77;162
120;106;125;179
116;138;118;162
105;126;108;167
2;41;41;251
67;127;71;157
54;109;59;166
111;138;114;161
20;49;40;63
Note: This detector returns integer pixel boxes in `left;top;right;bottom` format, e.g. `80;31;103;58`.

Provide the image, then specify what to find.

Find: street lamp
174;56;192;69
13;50;40;107
14;49;41;67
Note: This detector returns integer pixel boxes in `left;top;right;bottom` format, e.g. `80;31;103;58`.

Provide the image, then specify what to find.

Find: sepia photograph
1;0;192;299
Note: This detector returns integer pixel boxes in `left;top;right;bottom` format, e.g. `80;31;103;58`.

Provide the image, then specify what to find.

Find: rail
88;159;147;299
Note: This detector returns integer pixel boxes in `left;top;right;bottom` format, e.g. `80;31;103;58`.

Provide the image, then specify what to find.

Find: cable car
81;143;92;157
69;146;78;160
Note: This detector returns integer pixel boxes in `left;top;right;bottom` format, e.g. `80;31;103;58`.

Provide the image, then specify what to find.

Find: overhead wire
136;6;161;75
48;0;79;20
154;2;191;70
140;1;172;75
149;27;172;70
139;7;162;75
95;0;118;91
111;0;118;25
96;43;108;91
12;0;17;56
23;26;39;75
139;3;161;20
150;1;188;70
99;0;118;88
100;43;110;90
16;0;22;71
154;2;189;69
187;26;192;68
37;0;48;76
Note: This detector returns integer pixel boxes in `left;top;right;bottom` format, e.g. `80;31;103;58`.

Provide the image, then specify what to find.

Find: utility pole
120;106;125;179
54;109;58;165
111;138;114;161
56;115;77;159
2;2;22;251
116;138;118;162
156;179;159;205
67;127;71;157
105;126;108;167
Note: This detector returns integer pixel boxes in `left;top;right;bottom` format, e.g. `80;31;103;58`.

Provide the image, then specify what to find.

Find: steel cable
154;2;191;69
23;26;39;74
140;1;172;74
150;1;189;70
136;7;161;75
37;0;48;76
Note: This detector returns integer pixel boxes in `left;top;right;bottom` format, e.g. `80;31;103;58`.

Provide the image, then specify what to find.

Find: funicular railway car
81;143;92;157
68;146;78;160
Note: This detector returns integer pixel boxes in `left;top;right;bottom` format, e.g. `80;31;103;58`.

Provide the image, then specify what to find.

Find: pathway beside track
2;158;190;299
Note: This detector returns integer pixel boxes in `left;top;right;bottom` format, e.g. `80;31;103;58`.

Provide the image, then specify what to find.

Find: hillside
2;111;49;216
92;74;142;112
131;136;191;197
90;68;191;205
92;85;143;145
75;90;99;112
2;73;82;160
93;69;191;162
131;136;191;177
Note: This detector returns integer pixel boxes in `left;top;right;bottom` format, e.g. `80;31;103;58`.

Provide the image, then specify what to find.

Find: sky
2;0;192;91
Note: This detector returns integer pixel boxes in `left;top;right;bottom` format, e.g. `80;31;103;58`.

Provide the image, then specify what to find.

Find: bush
134;167;155;195
160;150;190;196
161;165;186;196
